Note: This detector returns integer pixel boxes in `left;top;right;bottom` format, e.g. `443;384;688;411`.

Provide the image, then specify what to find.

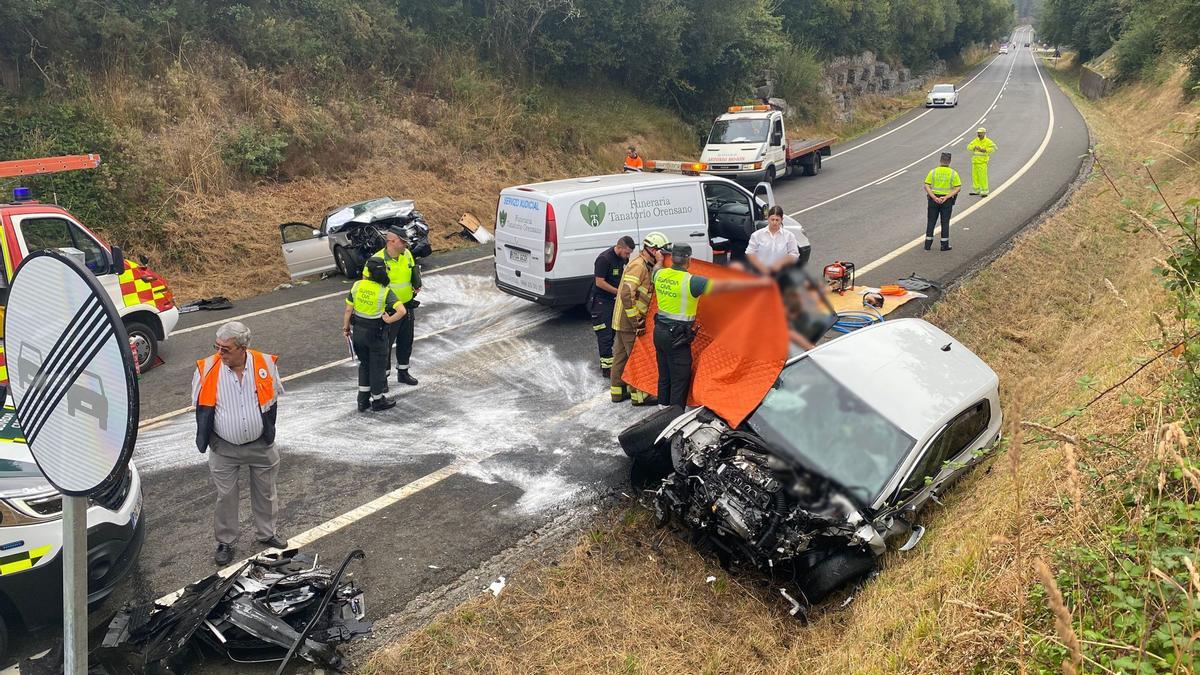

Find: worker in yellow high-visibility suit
966;128;996;197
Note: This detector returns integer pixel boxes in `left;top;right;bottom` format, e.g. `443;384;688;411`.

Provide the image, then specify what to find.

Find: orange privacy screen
622;259;788;427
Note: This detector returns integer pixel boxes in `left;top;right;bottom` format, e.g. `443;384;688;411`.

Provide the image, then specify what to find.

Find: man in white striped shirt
192;322;285;565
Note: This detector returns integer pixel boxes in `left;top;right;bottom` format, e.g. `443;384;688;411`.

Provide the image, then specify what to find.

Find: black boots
371;396;397;412
357;392;370;413
397;369;418;386
941;242;952;251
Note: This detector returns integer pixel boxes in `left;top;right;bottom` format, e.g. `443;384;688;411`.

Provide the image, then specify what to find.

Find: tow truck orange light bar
644;160;707;175
0;154;101;180
727;104;771;113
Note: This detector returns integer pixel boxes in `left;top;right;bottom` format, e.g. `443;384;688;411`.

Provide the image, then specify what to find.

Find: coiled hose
831;308;884;334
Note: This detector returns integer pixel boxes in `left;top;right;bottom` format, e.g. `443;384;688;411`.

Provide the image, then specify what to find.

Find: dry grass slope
362;64;1200;674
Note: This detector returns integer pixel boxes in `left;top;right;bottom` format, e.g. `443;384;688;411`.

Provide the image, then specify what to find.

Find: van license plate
508;249;529;264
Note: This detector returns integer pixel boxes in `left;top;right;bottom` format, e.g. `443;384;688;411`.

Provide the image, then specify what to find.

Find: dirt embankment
360;64;1200;673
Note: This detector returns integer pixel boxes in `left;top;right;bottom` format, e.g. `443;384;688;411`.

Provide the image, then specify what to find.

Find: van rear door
494;190;548;300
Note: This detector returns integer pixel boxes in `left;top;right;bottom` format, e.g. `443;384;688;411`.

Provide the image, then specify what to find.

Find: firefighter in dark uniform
652;243;770;406
588;236;635;376
343;257;405;412
368;226;422;386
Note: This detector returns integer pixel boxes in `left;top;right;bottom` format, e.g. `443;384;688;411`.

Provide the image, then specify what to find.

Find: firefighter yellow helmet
642;231;670;250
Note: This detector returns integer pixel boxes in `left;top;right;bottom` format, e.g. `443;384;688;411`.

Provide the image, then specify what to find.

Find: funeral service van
493;173;810;306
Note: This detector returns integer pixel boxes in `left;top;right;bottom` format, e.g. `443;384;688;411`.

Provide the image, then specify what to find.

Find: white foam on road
133;271;634;520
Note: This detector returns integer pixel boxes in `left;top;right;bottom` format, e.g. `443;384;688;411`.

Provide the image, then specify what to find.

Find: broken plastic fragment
428;564;440;570
705;576;717;584
488;576;507;597
780;588;802;616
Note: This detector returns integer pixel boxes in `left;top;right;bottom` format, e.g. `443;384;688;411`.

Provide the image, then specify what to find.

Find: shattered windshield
748;358;914;503
323;198;393;233
708;119;770;144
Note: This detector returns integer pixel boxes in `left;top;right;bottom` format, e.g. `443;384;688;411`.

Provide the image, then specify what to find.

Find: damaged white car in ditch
620;319;1001;606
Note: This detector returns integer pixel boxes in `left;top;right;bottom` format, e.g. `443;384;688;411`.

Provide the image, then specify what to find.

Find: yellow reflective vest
924;166;962;196
967;137;997;163
654;267;712;322
366;248;420;304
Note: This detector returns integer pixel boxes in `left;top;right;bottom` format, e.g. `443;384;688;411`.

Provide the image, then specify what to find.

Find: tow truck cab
0;196;179;376
700;105;834;184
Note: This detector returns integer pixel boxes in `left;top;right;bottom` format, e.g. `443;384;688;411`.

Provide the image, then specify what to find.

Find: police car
0;406;143;658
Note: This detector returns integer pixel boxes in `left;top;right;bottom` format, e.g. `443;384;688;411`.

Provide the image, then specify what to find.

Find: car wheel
125;320;157;372
764;165;776;185
802;153;821;177
799;547;876;604
619;406;684;461
335;247;356;278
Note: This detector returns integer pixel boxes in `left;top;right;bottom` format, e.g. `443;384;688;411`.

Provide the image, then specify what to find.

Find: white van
494;173;811;306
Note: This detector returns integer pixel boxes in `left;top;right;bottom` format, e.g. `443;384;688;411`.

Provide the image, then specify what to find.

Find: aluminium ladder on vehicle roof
0;154;101;180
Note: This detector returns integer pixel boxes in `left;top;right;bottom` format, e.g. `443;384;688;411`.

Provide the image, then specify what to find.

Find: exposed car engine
326;198;434;278
654;424;860;577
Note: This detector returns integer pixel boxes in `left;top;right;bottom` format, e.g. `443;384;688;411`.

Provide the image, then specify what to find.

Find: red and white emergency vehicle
0;155;179;378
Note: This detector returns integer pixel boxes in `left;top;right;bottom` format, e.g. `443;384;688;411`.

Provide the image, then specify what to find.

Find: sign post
3;249;139;673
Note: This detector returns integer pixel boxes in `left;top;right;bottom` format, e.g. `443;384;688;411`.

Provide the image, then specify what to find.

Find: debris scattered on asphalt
177;296;233;313
427;564;440;570
705;576;717;584
488;576;507;597
93;548;370;673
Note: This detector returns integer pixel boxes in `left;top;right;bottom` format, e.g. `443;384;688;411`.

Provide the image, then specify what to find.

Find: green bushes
0;99;167;246
221;125;289;178
1040;0;1200;91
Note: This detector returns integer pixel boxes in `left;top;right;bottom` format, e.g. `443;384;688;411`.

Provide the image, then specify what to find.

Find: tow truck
0;155;179;377
684;104;835;184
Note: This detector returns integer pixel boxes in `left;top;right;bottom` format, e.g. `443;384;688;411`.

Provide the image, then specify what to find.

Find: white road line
856;45;1056;277
138;309;507;430
172;254;493;336
873;169;907;185
787;54;1020;218
826;56;1000;161
153;392;608;605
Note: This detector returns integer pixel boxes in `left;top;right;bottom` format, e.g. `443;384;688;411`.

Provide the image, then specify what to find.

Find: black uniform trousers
588;292;616;371
352;317;389;404
653;318;695;407
387;300;416;370
925;194;956;246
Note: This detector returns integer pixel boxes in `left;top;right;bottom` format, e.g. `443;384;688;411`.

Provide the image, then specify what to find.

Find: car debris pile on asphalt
92;548;370;674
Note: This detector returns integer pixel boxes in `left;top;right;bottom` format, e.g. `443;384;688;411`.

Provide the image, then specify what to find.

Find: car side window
898;400;991;497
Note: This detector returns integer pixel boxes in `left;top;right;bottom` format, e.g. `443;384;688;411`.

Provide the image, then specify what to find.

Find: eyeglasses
214;342;243;355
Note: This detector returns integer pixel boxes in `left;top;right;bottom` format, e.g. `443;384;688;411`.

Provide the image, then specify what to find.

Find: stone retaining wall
822;51;947;121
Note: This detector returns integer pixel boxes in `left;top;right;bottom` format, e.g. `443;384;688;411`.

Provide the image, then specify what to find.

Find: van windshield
709;119;770;145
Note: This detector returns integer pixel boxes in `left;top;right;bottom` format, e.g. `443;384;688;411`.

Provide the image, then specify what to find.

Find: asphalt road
5;26;1091;672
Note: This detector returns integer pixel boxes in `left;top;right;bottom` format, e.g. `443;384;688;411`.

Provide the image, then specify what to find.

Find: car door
887;400;993;513
768;117;785;172
703;181;757;260
280;222;335;280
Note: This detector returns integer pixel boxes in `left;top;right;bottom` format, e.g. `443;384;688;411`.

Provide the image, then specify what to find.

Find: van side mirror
110;246;124;275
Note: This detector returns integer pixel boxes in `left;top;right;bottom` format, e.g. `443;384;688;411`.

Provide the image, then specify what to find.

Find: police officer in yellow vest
966;127;996;197
923;152;962;252
367;226;423;386
344;257;406;412
652;244;770;407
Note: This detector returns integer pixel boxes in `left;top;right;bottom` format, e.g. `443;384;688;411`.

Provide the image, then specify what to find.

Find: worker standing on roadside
368;226;422;387
589;236;635;377
623;146;644;172
923;152;962;252
344;257;406;412
610;232;668;406
966;128;996;197
193;321;286;565
653;244;770;407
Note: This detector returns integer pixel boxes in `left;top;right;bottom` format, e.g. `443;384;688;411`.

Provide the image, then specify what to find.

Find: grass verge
363;64;1200;674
